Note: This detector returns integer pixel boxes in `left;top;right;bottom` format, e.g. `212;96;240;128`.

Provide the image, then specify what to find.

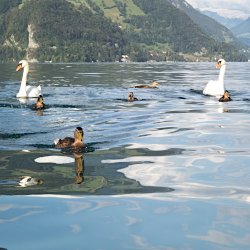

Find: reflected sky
0;195;250;250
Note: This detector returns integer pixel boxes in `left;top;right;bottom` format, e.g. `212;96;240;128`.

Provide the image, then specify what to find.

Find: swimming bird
18;176;43;187
219;90;232;102
16;60;42;98
54;127;84;149
203;59;226;97
128;92;138;102
36;95;45;109
133;80;160;88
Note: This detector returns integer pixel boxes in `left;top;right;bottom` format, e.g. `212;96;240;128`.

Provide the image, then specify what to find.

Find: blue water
0;62;250;250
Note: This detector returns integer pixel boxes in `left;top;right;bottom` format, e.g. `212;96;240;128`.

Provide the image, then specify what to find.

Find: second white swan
203;58;226;97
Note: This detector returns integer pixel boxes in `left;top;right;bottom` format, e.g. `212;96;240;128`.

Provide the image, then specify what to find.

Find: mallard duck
54;127;84;148
133;80;160;88
203;59;226;96
219;90;232;102
36;95;45;109
128;92;138;102
31;95;45;110
16;60;42;98
18;176;43;187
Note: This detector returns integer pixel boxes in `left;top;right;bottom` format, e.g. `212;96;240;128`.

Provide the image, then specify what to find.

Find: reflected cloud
188;230;250;246
131;234;149;248
66;201;91;214
102;154;250;203
0;209;44;224
126;216;140;226
70;224;81;233
0;204;13;212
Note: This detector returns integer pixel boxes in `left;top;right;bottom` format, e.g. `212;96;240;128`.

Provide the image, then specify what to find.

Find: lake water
0;62;250;250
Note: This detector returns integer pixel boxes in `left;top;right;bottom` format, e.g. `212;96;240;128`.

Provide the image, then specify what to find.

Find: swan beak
16;64;23;71
216;63;221;69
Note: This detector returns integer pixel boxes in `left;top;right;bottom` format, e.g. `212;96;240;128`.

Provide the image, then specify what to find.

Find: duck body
203;59;226;97
16;60;42;98
54;137;75;148
133;80;160;89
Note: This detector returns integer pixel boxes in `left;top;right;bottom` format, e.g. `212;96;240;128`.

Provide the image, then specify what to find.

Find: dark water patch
169;128;193;134
124;147;187;156
167;109;205;114
50;104;89;109
243;98;250;102
0;103;28;108
0;131;48;140
28;144;55;149
61;145;95;154
0;179;16;185
153;126;176;131
115;98;153;102
189;89;204;95
222;109;250;114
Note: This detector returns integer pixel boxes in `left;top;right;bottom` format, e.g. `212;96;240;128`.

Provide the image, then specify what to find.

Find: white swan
16;60;42;98
203;59;226;97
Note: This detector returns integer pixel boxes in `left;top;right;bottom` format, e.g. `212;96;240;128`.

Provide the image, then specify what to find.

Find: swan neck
218;65;226;82
20;65;29;87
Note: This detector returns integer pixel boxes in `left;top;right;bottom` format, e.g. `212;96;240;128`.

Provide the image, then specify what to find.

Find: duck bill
16;64;23;71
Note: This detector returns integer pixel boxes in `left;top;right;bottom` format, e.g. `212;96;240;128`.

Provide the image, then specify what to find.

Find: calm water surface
0;62;250;250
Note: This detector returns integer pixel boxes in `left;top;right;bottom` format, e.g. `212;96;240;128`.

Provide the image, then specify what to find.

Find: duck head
36;95;44;109
128;92;134;101
74;127;84;141
151;80;160;87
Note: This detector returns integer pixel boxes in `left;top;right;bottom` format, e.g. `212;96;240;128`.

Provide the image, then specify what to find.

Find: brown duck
219;91;232;102
128;92;138;102
54;127;84;148
133;80;160;88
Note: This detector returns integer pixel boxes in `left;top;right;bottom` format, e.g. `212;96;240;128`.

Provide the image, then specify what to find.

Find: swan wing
203;80;224;96
26;85;42;97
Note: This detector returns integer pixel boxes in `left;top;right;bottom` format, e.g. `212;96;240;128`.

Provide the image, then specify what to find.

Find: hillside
0;0;247;62
167;0;240;46
231;18;250;46
201;10;243;29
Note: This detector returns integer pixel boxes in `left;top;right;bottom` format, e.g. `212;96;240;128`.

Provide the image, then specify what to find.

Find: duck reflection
74;153;85;184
